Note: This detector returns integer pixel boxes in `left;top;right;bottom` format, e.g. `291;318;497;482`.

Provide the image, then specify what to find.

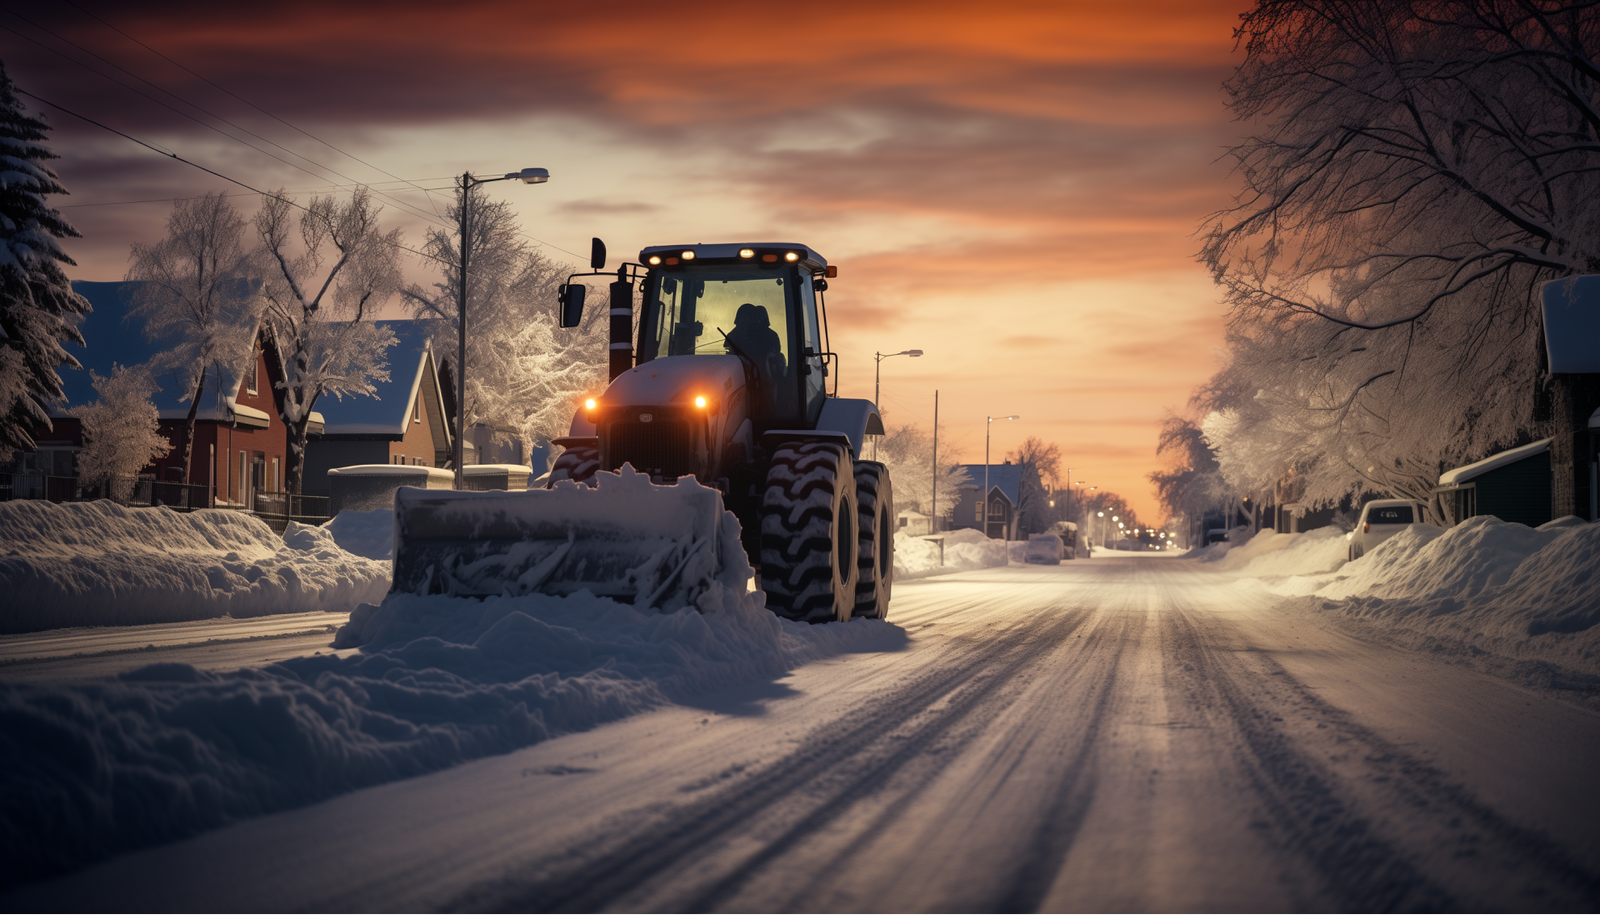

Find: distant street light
986;414;1019;545
452;167;549;489
872;349;923;458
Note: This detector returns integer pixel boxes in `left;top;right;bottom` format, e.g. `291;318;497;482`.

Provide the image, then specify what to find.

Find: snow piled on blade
0;519;905;890
0;501;389;633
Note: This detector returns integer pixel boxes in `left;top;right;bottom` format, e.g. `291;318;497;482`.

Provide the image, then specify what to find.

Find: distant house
952;462;1021;540
10;280;317;509
1435;438;1553;528
302;320;453;495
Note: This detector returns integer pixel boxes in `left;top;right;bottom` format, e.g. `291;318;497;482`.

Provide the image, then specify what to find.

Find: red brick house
15;280;321;509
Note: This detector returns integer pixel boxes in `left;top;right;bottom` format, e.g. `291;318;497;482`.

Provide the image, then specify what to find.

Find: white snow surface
323;508;395;562
893;529;1022;579
0;501;389;633
0;501;905;889
1215;519;1600;680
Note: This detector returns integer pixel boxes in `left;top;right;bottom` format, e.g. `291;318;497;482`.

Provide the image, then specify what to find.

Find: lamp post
872;349;922;458
985;414;1019;542
452;167;548;489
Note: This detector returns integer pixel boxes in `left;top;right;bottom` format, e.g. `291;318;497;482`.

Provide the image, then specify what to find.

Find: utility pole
931;390;939;533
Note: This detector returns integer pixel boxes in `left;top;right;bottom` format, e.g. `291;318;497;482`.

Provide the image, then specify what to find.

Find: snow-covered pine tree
76;364;172;502
0;60;92;462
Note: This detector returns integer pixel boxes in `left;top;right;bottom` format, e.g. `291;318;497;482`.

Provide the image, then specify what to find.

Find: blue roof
61;281;245;418
315;319;438;435
960;463;1021;505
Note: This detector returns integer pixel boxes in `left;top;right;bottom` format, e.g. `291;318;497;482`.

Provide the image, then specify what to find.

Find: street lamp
872;349;922;458
985;414;1019;542
453;167;549;489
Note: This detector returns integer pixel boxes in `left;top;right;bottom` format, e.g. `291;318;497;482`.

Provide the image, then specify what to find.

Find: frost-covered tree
126;193;260;483
1007;436;1060;534
76;364;171;502
401;183;605;466
256;188;400;492
876;423;968;522
1202;0;1600;517
0;61;91;462
1149;414;1232;533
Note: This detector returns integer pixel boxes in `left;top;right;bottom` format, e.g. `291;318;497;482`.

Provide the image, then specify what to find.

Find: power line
0;9;450;228
60;0;450;222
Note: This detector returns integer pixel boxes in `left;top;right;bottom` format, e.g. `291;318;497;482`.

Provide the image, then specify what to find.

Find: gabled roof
315;320;446;439
1438;438;1552;486
61;281;254;422
958;463;1021;505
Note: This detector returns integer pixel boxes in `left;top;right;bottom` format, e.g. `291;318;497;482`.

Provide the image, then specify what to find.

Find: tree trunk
285;415;310;496
181;372;205;484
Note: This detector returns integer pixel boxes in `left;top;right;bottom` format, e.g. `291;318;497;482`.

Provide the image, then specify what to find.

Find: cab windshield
641;267;794;368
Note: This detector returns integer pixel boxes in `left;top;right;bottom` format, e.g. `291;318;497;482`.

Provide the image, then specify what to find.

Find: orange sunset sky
8;0;1251;522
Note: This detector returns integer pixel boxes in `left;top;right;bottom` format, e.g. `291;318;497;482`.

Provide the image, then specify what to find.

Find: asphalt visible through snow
10;555;1600;912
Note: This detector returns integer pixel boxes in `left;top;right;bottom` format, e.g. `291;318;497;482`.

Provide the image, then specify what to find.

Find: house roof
1438;438;1552;486
61;281;252;422
959;463;1021;505
315;320;445;438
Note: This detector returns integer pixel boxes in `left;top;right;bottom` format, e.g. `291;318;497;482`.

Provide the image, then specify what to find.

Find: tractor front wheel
761;442;858;623
546;443;599;488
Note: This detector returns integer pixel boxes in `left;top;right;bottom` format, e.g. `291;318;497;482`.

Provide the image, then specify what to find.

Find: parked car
1026;533;1063;565
1205;528;1229;545
1046;521;1079;559
1346;499;1422;561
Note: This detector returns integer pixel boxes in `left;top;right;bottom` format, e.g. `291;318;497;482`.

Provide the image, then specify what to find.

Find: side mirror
558;284;586;328
590;238;607;271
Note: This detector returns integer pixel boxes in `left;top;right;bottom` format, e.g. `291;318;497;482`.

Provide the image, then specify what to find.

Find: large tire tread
853;461;893;619
547;444;599;488
761;443;857;623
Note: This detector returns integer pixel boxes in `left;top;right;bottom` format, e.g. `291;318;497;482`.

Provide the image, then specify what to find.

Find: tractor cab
635;243;832;426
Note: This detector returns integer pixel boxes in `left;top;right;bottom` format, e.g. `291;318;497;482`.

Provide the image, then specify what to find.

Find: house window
975;500;983;523
414;396;421;424
271;457;279;493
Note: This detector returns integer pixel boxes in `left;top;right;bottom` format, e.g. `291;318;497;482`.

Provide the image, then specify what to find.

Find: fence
250;492;331;532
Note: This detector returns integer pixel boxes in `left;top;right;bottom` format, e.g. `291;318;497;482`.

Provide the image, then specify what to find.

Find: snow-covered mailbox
1435;438;1552;528
327;465;454;515
461;464;534;492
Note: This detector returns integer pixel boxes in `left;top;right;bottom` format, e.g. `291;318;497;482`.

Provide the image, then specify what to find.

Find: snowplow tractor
390;242;892;623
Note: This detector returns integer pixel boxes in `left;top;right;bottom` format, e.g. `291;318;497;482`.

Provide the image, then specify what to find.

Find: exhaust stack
609;265;632;381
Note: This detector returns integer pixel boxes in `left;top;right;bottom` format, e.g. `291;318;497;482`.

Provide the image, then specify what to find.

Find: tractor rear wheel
761;442;858;623
852;461;893;619
546;443;599;488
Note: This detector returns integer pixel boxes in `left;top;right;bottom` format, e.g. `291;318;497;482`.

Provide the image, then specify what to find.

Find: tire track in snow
465;607;1101;913
1161;580;1600;911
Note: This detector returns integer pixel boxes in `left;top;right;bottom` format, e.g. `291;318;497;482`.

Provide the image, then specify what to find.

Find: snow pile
1229;516;1600;681
893;528;1017;579
0;600;902;888
323;508;394;562
0;501;389;633
0;518;906;889
1211;527;1351;578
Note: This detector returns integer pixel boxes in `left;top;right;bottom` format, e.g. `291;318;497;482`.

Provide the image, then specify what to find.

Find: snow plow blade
390;467;744;610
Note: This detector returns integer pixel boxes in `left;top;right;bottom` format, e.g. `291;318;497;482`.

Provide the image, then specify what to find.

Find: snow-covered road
9;555;1600;911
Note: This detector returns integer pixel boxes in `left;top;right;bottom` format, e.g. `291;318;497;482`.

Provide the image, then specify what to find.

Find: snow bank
0;530;906;889
893;529;1018;579
0;501;389;633
323;508;394;562
1211;518;1600;682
